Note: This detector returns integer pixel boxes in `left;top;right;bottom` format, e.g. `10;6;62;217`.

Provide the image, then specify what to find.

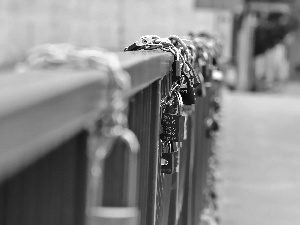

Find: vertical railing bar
0;181;6;224
139;90;149;225
61;133;77;225
150;80;161;225
74;131;88;225
146;80;161;225
145;86;152;225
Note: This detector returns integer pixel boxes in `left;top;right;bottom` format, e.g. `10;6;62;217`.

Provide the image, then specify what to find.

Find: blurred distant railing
0;50;221;225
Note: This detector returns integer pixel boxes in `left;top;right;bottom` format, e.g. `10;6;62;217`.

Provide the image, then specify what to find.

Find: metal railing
0;50;221;225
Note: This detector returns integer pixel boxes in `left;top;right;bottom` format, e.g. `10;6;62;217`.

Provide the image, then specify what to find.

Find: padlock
194;73;206;98
161;142;175;174
192;65;206;97
87;128;140;225
179;74;195;105
164;101;177;114
161;152;174;174
160;114;185;142
190;64;201;87
194;81;206;97
197;48;211;83
202;64;212;83
160;93;185;142
205;116;219;138
211;96;221;112
172;54;181;83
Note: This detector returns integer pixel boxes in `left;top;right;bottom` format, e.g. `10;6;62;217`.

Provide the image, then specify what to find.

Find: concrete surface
0;0;233;68
216;83;300;225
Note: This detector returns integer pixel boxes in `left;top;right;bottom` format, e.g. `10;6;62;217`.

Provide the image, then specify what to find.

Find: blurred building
4;0;299;81
225;0;300;90
0;0;242;69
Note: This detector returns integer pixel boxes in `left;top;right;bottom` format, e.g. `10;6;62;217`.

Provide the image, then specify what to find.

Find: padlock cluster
124;34;222;175
192;33;223;224
125;34;208;99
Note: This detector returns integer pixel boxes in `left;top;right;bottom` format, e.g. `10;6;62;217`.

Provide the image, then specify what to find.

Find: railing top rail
117;51;173;95
0;51;173;182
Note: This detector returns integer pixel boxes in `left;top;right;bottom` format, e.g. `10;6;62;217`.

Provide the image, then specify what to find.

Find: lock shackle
161;88;182;115
89;126;140;208
162;141;171;153
97;126;139;160
183;60;199;83
160;81;180;108
168;141;174;153
87;127;140;225
173;47;181;61
169;83;180;96
117;127;140;154
171;90;183;115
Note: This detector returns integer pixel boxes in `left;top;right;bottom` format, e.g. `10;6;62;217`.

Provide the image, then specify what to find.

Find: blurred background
2;0;300;225
1;0;300;91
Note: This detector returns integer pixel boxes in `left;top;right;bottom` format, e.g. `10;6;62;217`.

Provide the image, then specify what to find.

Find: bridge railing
0;50;221;225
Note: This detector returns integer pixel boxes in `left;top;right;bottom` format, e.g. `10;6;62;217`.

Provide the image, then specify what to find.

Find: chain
124;34;222;176
129;35;208;93
125;35;206;148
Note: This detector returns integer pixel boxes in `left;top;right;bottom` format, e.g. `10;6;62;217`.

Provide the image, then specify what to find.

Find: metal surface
0;50;220;225
117;51;173;95
0;131;88;225
0;70;109;183
127;79;164;225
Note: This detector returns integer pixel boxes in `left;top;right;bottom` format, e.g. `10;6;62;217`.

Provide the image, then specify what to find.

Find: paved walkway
216;84;300;225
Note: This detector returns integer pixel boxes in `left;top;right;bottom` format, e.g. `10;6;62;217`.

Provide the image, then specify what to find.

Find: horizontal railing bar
117;51;173;95
0;51;174;182
0;70;109;182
